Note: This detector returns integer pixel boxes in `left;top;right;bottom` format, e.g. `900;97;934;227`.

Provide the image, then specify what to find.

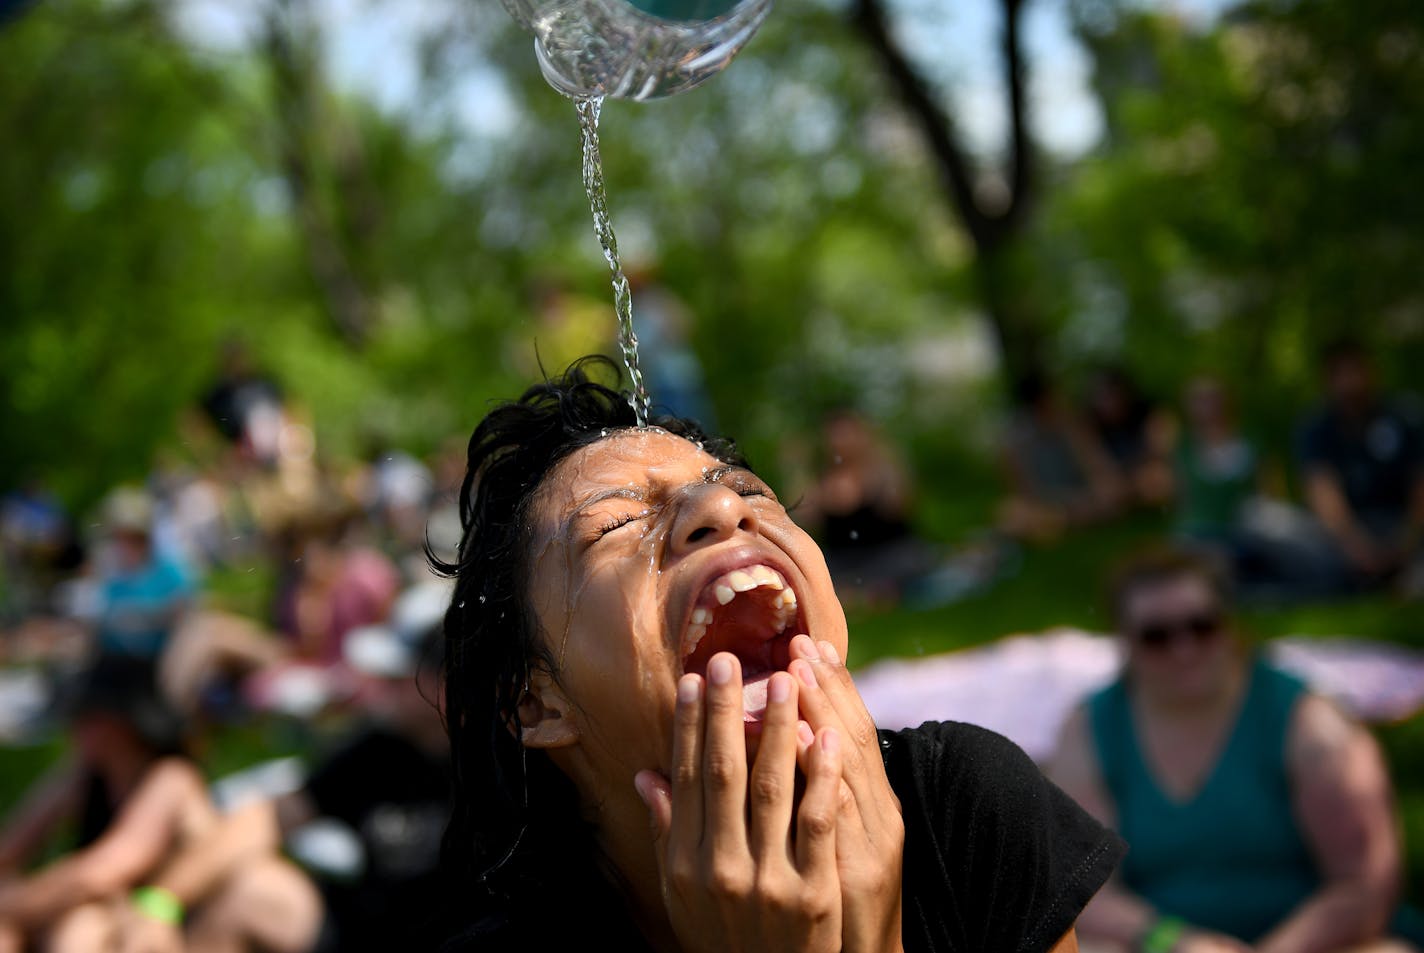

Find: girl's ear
510;669;579;749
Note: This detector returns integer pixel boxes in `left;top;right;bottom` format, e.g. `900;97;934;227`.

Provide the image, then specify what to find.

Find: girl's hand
789;635;906;953
635;654;844;953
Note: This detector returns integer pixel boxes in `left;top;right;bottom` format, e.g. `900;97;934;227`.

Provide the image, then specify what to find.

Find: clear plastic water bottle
500;0;771;101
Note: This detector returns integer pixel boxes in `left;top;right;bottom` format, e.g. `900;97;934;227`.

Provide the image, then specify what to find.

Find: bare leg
46;902;120;953
186;858;321;953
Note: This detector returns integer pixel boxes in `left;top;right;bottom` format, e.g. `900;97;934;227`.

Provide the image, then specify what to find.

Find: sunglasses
1129;611;1225;650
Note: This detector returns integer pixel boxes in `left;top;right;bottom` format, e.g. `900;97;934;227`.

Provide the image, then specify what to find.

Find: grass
4;510;1420;908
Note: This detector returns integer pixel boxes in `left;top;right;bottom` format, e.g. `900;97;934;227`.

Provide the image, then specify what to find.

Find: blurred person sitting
794;408;935;602
1084;365;1173;507
200;339;287;469
1171;376;1338;603
89;488;196;684
1049;548;1422;952
0;658;318;952
999;370;1128;543
271;507;399;665
1296;339;1424;594
351;444;435;581
121;583;454;953
0;478;83;625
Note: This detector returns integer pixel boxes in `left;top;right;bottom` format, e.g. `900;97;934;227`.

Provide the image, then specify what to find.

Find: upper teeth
683;564;798;659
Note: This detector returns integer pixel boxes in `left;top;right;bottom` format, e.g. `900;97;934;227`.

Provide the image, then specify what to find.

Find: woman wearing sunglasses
1049;549;1419;953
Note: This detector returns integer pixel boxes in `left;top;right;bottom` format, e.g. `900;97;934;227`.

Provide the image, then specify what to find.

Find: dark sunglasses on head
1130;611;1225;650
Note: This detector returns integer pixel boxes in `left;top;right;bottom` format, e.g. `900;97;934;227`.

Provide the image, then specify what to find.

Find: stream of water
575;96;652;427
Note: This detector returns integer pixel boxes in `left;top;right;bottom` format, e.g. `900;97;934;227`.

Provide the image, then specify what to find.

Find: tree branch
852;0;992;248
1000;0;1034;233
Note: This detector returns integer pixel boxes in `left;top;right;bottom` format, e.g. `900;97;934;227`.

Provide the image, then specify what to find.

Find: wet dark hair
431;356;743;933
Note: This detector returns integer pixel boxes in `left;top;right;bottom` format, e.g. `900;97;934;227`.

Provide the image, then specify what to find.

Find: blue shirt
97;554;194;658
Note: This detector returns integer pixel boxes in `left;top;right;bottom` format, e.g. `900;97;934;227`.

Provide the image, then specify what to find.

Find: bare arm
1046;707;1156;946
1255;696;1400;953
0;759;209;931
1404;469;1424;552
0;759;84;875
1304;471;1383;570
141;790;315;908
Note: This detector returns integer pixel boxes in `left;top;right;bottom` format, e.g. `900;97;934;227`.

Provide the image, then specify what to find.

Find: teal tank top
1088;656;1317;941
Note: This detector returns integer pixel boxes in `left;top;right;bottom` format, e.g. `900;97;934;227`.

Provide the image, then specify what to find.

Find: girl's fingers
669;673;706;850
790;656;876;808
748;671;799;863
635;770;674;851
795;727;842;876
701;653;750;849
790;637;899;835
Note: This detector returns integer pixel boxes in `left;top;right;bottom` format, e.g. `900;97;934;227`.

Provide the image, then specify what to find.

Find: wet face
523;428;847;790
1120;574;1237;706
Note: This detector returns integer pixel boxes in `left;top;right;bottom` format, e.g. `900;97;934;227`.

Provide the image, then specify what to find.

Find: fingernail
678;674;700;703
708;655;733;686
801;637;821;660
633;771;653;806
768;672;790;704
797;721;814;747
819;641;841;665
794;660;816;690
822;728;840;753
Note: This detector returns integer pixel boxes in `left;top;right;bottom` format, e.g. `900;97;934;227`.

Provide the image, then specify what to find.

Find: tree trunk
851;0;1043;384
263;0;375;348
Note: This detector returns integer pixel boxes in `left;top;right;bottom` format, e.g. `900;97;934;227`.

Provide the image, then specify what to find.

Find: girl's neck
591;794;680;953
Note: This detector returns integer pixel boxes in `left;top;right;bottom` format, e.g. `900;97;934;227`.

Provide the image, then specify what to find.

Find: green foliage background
2;0;1422;906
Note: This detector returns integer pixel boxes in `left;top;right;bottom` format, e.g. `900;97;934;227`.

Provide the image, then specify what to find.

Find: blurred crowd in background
0;328;1420;950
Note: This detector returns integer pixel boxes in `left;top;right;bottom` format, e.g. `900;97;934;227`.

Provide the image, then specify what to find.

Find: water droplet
848;530;860;541
479;595;487;604
458;601;466;609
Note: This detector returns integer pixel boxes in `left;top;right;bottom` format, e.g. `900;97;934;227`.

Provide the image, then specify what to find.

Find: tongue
742;671;772;723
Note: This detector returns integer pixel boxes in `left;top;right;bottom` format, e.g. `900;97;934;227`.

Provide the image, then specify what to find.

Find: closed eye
593;509;651;540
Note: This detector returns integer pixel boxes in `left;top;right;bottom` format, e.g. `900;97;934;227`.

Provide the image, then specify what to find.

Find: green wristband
131;885;184;925
1139;916;1186;953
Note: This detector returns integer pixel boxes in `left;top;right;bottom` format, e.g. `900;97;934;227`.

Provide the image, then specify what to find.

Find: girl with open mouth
437;357;1124;952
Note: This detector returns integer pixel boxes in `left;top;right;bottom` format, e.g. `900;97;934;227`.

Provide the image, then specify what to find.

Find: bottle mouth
519;0;771;101
624;0;743;21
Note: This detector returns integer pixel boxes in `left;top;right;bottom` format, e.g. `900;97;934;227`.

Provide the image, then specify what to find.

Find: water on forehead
542;429;723;519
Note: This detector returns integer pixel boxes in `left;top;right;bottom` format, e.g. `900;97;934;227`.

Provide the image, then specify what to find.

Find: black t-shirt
450;721;1123;952
886;721;1124;952
1296;400;1424;521
304;726;453;953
